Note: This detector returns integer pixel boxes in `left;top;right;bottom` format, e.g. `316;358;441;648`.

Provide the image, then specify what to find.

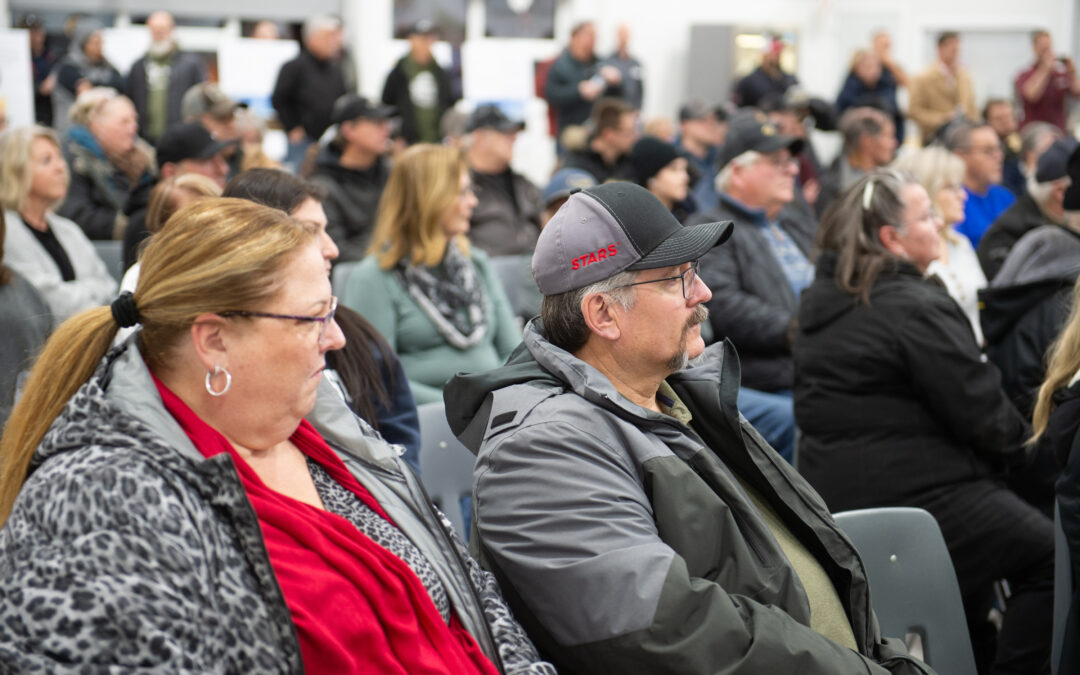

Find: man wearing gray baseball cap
445;183;931;674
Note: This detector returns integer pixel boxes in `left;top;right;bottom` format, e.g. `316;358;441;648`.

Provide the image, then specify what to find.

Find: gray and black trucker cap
531;182;732;296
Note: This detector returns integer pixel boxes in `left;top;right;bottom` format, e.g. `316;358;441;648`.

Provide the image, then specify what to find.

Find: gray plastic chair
489;254;525;317
416;401;476;537
92;240;124;282
331;260;359;299
1053;502;1071;675
833;507;977;675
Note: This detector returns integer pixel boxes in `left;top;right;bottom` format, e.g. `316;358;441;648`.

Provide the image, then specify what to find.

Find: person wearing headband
0;197;552;673
793;169;1052;674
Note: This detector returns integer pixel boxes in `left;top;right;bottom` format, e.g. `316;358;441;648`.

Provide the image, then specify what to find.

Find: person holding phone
1015;29;1080;131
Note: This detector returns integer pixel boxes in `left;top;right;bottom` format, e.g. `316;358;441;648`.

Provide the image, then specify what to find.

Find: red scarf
152;375;498;675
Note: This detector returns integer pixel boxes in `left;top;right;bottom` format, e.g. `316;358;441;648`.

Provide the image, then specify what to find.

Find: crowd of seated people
7;10;1080;673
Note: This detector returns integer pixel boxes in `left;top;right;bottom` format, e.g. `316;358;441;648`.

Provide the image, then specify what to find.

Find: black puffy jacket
793;252;1029;511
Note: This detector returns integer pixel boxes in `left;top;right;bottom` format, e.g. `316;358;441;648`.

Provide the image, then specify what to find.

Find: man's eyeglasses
613;261;700;299
220;296;338;343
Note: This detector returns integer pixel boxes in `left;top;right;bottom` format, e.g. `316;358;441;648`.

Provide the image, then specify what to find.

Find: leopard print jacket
0;349;554;674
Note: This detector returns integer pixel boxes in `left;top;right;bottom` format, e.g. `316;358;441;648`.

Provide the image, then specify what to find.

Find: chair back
416;401;476;536
833;506;977;675
331;261;359;298
489;255;525;318
1054;502;1072;674
93;240;124;282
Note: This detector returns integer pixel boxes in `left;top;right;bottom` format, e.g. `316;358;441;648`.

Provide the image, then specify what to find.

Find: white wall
342;0;1075;181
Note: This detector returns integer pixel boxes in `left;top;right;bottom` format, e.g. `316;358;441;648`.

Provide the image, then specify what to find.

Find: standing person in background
342;145;520;405
50;19;124;135
732;35;798;108
604;23;643;111
464;105;542;257
57;88;155;241
1015;30;1080;132
308;96;395;263
946;121;1016;247
22;15;60;127
272;15;351;170
544;21;622;144
908;32;977;145
835;47;904;146
381;20;457;146
1;125;116;322
126;11;206;144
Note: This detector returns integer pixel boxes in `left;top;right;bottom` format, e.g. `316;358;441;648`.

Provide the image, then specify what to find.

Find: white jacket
3;209;117;322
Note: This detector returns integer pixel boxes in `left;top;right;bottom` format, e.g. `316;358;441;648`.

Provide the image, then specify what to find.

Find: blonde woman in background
0;125;116;322
342;144;520;404
893;146;987;345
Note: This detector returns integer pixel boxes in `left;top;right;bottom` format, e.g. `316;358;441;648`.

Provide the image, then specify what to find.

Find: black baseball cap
331;95;396;125
155;123;235;166
532;182;732;296
1036;137;1080;183
466;105;525;133
718;108;805;169
408;19;438;36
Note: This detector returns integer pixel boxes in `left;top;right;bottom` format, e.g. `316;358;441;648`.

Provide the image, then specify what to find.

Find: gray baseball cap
532;182;732;296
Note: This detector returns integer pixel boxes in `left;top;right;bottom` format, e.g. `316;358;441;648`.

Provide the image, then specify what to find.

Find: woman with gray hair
0;125;116;322
793;169;1052;674
893;145;986;344
56;87;156;240
49;18;124;135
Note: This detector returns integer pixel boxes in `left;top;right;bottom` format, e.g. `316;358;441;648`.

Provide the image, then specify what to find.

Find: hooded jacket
307;145;389;263
444;321;932;675
794;252;1029;512
981;226;1080;415
0;340;551;674
976;191;1049;282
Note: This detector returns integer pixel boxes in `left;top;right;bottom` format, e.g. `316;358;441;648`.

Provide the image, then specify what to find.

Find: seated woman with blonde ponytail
0;198;552;674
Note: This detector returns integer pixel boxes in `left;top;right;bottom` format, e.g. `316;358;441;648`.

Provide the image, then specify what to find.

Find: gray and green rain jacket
445;320;935;675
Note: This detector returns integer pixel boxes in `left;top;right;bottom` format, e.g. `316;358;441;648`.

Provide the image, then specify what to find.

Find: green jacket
445;321;935;675
342;248;521;404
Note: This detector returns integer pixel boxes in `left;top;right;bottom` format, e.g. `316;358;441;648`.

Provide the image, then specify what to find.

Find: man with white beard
126;11;206;143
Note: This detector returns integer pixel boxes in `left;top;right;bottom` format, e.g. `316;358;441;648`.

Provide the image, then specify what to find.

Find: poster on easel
0;30;36;130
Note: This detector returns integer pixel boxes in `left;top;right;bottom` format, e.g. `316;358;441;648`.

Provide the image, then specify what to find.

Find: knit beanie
629;136;681;186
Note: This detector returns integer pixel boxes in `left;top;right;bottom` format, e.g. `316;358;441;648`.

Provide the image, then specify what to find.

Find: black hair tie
110;291;141;328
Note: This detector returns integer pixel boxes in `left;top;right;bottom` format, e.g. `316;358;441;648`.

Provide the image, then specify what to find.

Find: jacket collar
718;192;769;226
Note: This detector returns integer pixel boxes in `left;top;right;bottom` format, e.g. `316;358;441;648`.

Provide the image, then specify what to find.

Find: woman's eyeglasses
220;296;338;342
